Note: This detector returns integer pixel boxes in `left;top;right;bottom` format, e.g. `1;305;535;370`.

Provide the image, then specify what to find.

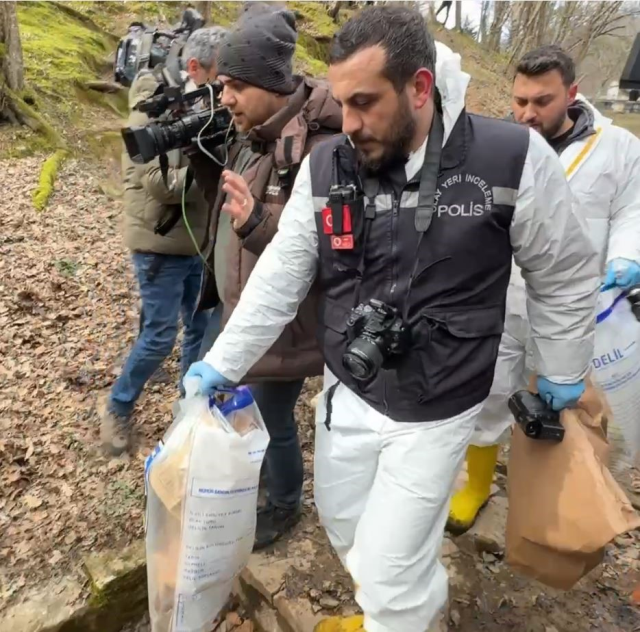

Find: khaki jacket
121;72;208;256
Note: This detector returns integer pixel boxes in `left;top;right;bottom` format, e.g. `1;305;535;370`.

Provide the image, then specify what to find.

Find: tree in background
195;1;212;24
475;1;640;97
0;0;24;92
454;0;462;31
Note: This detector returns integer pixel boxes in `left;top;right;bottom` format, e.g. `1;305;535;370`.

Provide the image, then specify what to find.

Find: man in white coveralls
450;44;640;535
186;9;600;632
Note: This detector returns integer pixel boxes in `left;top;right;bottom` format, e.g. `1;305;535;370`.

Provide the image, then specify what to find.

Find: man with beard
187;9;600;631
449;45;640;535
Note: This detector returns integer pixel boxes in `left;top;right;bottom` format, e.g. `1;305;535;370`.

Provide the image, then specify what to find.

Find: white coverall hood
435;41;470;141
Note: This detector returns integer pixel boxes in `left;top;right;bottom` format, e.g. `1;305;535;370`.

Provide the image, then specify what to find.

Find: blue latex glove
184;361;230;396
537;377;585;411
602;258;640;291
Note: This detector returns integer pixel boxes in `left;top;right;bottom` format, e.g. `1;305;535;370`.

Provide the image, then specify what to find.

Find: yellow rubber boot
447;444;499;534
314;615;365;632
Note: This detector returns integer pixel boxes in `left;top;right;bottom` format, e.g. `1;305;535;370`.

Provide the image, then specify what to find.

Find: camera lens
342;338;384;382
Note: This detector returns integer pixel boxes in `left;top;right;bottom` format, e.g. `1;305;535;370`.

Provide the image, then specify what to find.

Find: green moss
32;149;68;211
17;1;116;121
292;10;334;78
3;85;61;146
294;43;329;78
289;1;338;39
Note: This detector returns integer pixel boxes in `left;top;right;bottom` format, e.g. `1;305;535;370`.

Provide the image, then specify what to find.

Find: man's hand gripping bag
144;380;269;632
506;379;640;590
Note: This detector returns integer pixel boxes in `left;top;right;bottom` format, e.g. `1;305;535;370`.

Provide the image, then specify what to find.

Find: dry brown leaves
0;156;181;608
0;153;323;611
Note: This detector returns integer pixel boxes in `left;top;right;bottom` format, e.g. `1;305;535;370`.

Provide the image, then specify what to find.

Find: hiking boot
253;502;301;551
100;408;132;456
148;365;172;385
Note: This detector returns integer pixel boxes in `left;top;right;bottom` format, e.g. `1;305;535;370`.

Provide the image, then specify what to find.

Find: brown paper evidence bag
506;379;640;589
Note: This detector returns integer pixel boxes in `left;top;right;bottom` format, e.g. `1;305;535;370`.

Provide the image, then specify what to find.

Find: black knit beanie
216;3;298;95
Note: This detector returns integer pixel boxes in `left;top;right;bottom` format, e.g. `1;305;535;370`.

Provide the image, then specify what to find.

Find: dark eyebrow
345;91;379;104
514;93;554;102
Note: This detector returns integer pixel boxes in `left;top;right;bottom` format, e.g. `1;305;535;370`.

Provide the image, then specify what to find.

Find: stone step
457;495;508;556
0;541;147;632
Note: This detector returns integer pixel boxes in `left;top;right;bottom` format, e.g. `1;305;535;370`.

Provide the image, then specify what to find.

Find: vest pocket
317;297;350;357
412;306;505;403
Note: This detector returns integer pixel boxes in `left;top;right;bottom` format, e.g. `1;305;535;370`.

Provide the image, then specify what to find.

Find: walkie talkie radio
508;391;565;442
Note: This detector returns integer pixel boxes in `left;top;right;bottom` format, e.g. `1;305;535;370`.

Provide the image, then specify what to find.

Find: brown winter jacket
122;73;209;256
193;76;342;380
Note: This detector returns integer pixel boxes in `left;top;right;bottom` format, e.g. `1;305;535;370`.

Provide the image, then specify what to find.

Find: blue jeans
196;302;303;509
197;302;223;360
251;379;305;510
109;253;208;418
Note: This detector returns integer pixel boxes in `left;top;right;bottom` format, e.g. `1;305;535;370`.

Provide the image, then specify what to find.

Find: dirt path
2;154;640;631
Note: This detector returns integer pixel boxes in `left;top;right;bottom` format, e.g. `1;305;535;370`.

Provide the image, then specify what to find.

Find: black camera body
121;82;232;164
342;299;410;382
508;390;565;442
627;284;640;321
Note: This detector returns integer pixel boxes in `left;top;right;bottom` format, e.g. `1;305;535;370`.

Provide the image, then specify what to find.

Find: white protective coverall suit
202;43;600;631
472;96;640;448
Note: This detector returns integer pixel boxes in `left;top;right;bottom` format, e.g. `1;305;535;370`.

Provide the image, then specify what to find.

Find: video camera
508;391;565;442
121;82;233;164
115;9;205;87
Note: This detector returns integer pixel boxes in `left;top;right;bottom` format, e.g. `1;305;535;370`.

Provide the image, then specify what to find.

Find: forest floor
2;152;640;631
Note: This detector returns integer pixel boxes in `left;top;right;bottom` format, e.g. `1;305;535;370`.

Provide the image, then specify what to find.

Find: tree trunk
195;1;212;24
327;1;346;22
486;0;510;51
479;0;491;43
0;1;24;92
455;0;462;31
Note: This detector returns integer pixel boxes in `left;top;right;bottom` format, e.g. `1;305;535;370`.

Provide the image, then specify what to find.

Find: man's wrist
234;199;264;237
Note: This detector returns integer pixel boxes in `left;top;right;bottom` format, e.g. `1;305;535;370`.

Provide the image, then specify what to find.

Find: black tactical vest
309;111;530;422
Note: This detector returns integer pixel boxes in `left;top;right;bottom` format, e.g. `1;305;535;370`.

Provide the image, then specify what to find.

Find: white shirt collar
406;135;428;181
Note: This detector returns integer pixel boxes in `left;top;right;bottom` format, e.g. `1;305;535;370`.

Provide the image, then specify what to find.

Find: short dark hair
329;5;436;91
516;45;576;87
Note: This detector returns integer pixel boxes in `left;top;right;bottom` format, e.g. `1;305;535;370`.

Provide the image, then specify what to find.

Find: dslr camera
121;82;232;164
342;299;411;382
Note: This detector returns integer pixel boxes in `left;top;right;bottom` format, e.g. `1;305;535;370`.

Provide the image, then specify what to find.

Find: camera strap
323;381;340;431
415;110;444;233
400;111;444;320
351;183;378;309
159;153;170;188
154;163;195;236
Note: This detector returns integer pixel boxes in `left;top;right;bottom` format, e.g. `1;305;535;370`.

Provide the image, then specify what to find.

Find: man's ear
568;82;578;102
413;68;434;110
187;58;199;76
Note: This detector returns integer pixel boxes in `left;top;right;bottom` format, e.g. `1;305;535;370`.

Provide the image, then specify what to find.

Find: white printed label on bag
191;478;258;498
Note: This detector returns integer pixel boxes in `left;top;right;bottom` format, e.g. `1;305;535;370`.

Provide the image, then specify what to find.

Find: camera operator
187;3;342;550
100;27;226;457
186;6;600;631
181;26;226;88
451;45;640;533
